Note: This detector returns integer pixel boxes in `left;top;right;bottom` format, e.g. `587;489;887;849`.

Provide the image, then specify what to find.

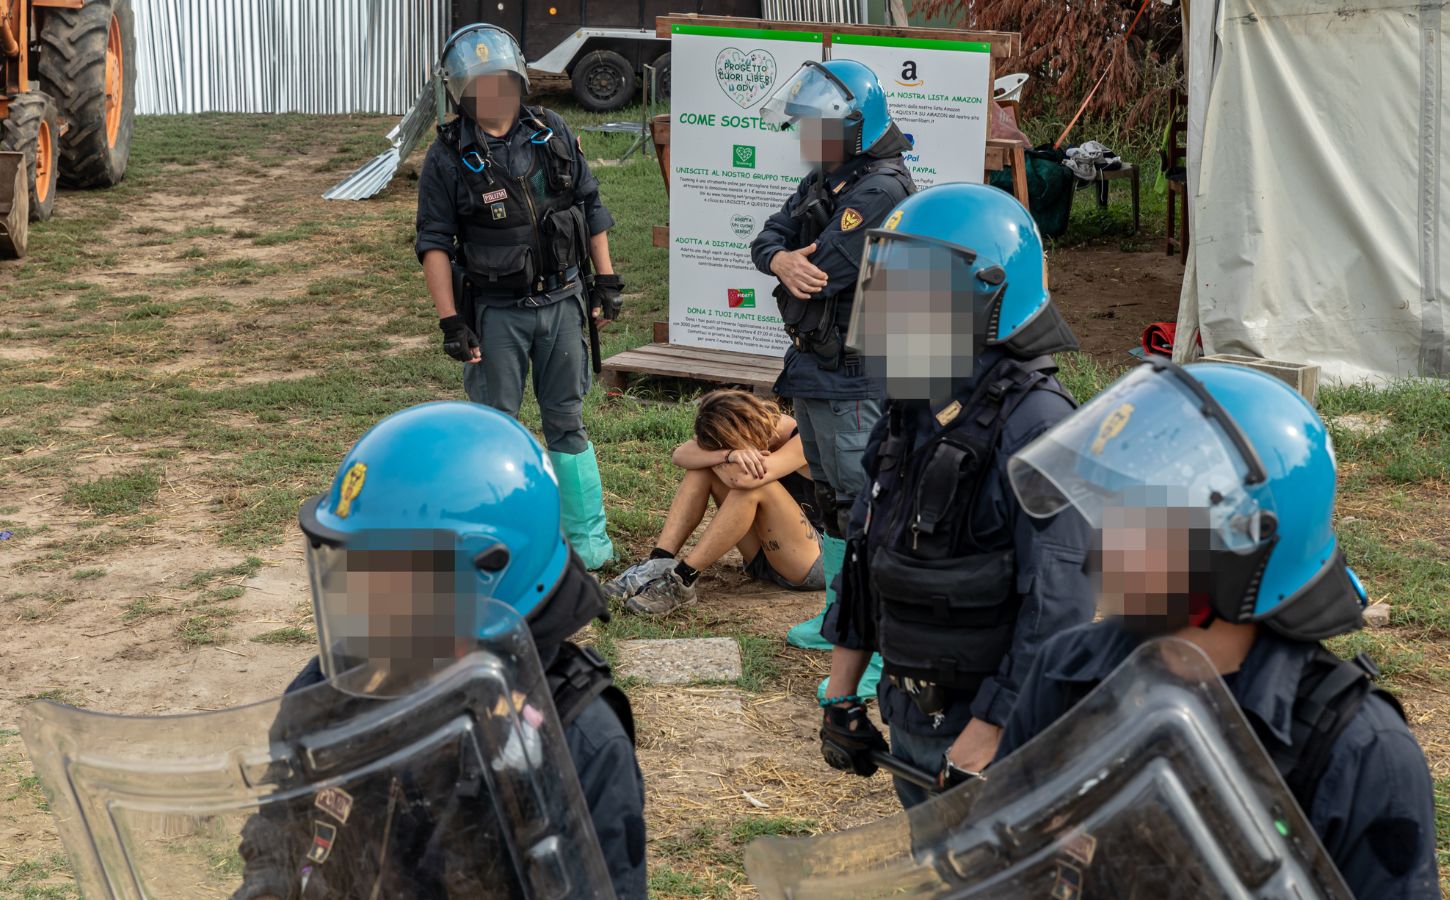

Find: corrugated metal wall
761;1;870;22
133;0;450;115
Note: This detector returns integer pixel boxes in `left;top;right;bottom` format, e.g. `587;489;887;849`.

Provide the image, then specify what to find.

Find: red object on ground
1143;321;1186;356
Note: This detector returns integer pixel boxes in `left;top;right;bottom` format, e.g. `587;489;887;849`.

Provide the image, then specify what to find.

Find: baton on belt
870;750;940;793
587;312;603;375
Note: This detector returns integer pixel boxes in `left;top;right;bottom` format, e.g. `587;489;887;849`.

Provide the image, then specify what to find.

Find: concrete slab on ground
615;637;742;685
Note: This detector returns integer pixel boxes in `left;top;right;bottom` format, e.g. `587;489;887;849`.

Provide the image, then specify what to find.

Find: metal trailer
451;1;871;112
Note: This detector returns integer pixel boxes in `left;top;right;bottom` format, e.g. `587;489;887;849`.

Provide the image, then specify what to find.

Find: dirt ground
10;115;1430;898
1050;244;1184;364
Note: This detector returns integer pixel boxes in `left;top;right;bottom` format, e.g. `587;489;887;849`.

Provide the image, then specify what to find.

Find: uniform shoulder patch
840;208;864;232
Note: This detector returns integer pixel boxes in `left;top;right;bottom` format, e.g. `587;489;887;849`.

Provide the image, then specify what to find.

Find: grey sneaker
603;556;677;602
626;570;698;616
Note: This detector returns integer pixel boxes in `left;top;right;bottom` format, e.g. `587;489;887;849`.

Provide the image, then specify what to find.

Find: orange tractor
0;0;134;259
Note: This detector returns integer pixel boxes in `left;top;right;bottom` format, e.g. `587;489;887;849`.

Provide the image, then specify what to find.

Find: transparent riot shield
746;638;1353;900
20;600;614;900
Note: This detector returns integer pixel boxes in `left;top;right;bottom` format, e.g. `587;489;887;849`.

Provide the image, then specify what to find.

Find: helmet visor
442;27;528;105
305;524;509;697
762;62;854;126
1007;362;1273;553
845;231;983;401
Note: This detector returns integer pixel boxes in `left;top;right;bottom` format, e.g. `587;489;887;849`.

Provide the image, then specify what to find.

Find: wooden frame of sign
599;16;1023;399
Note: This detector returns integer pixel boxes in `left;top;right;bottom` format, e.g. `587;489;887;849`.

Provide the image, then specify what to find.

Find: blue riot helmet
435;24;530;123
844;183;1078;402
761;59;894;156
1009;358;1365;640
299;402;573;689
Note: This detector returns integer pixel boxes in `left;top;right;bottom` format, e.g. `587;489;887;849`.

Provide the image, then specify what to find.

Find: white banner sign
828;34;991;189
666;25;823;356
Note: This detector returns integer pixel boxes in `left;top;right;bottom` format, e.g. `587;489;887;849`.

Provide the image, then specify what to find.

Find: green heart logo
715;47;777;109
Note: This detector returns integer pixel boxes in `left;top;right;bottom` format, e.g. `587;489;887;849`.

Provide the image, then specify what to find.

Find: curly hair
694;390;782;452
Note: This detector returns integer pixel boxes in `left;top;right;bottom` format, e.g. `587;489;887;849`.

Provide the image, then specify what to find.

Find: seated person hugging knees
607;390;826;616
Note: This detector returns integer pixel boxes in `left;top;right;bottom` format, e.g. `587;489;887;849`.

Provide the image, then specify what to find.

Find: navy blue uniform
414;108;614;459
824;351;1094;805
415;107;612;269
995;621;1441;899
261;655;648;899
750;153;912;400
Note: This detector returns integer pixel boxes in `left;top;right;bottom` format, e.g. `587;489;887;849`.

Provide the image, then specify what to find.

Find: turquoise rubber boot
787;534;844;650
816;653;883;704
549;443;614;570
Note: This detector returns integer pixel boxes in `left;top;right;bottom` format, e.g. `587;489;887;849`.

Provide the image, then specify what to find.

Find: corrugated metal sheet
323;81;437;200
133;0;450;115
761;1;870;23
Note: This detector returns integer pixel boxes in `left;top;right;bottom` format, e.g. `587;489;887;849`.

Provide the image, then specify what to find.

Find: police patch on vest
490;203;507;221
481;188;508;204
840;208;864;231
315;787;354;825
307;821;337;864
1061;830;1098;866
934;399;962;427
1051;860;1083;900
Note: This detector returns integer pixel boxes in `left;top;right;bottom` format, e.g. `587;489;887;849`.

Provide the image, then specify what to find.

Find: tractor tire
571;50;635;113
652;52;672;100
37;0;137;189
0;92;61;222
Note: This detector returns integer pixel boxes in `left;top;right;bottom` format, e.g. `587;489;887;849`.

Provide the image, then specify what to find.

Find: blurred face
465;73;522;123
799;117;848;168
325;547;477;692
1097;505;1209;634
849;237;982;403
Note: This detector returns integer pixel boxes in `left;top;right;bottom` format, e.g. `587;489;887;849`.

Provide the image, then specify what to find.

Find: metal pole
869;751;940;793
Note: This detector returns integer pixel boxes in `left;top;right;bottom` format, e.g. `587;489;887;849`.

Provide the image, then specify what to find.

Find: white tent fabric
1174;0;1448;383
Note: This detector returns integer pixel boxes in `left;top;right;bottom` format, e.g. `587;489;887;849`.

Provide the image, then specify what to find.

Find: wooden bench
600;338;784;397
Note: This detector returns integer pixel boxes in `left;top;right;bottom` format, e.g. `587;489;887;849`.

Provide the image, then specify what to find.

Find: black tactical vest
548;640;636;746
863;357;1074;694
775;157;914;371
452;109;584;300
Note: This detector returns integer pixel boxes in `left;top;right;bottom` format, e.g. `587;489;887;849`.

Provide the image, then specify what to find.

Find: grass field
0;100;1446;897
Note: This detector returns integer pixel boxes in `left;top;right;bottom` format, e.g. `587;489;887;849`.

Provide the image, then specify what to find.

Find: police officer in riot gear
752;60;915;658
242;402;647;898
996;360;1441;898
816;183;1094;809
417;24;619;570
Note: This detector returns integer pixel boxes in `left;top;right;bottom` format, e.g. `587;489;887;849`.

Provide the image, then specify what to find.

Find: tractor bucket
0;150;29;260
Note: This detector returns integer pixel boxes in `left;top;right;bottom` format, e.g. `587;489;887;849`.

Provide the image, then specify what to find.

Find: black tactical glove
439;315;479;362
820;702;888;777
590;273;624;321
